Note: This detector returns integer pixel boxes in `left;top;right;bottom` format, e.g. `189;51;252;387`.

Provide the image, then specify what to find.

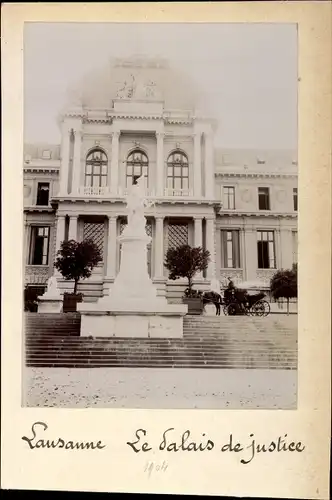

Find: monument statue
124;175;154;236
37;274;62;313
46;275;60;296
77;169;187;336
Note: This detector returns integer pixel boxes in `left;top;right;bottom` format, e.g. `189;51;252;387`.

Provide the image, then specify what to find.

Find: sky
24;22;298;150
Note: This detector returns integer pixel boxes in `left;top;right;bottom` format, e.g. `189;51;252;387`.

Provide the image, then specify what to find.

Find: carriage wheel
262;300;270;316
227;302;239;316
223;304;229;315
251;301;265;317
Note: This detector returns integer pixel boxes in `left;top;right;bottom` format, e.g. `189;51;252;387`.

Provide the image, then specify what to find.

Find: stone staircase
24;313;297;370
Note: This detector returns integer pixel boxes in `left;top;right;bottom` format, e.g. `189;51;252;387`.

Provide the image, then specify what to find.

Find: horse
202;291;222;316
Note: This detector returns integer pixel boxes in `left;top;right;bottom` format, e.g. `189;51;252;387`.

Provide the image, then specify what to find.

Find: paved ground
23;367;297;409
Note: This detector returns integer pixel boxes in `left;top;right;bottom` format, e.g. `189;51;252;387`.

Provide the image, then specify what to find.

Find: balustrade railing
78;185;194;198
163;188;193;197
79;186;110;196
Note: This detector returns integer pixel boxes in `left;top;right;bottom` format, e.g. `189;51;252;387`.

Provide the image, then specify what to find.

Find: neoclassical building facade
23;56;298;301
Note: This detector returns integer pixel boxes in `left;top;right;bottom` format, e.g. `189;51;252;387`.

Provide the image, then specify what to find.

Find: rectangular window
257;230;276;269
293;187;298;211
36;182;50;206
258;187;270;210
223;186;235;210
29;226;50;265
221;230;240;268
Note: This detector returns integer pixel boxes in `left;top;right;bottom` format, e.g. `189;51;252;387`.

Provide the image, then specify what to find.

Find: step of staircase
24;312;297;370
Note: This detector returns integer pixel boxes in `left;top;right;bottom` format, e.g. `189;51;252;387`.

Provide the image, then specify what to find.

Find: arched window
126;149;149;187
85;148;108;188
166;150;189;191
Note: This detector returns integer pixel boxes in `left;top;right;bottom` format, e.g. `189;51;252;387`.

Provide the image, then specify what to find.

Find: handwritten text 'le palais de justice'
22;422;305;465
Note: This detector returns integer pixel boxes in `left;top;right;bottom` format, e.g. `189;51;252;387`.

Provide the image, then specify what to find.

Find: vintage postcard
1;2;331;498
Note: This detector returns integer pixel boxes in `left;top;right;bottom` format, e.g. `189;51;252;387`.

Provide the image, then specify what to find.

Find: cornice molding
83;118;112;125
24;206;55;213
24;167;59;174
216;171;298;179
50;195;220;207
219;211;297;219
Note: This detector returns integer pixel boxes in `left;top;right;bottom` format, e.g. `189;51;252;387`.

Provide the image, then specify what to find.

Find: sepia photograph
22;22;298;410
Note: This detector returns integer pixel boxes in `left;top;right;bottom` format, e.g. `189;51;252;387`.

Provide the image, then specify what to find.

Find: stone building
23;56;298;301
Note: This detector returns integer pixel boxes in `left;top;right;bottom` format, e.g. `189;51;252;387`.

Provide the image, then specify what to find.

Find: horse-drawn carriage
201;286;270;316
222;287;270;316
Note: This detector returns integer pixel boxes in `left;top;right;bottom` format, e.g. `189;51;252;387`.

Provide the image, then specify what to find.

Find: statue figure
145;80;156;98
116;74;136;99
45;275;60;297
125;175;154;236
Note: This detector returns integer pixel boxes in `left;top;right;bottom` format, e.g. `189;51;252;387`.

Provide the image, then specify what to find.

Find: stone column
156;132;164;197
24;221;30;264
194;216;203;278
55;215;66;253
110;131;120;195
193;132;202;198
71;129;82;195
154;216;164;279
206;217;216;279
275;229;282;270
280;228;293;270
68;215;78;241
59;125;71;195
204;131;214;199
240;228;246;275
244;227;257;281
106;216;117;278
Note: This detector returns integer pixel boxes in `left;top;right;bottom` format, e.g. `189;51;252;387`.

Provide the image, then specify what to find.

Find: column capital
155;215;164;221
69;214;78;220
156;131;164;139
108;215;118;222
56;214;66;220
111;131;121;139
194;215;204;221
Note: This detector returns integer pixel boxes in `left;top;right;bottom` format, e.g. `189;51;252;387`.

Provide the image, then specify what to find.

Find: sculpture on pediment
116;74;136;99
115;72;162;101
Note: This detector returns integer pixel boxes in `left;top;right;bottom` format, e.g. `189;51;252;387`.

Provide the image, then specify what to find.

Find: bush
183;288;203;298
54;239;102;295
165;244;210;296
270;268;297;315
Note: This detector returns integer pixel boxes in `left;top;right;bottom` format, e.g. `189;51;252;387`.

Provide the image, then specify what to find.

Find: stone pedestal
78;302;187;338
37;296;63;313
37;275;63;313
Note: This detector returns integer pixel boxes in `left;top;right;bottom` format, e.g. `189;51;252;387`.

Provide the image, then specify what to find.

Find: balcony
77;186;195;199
80;186;111;196
164;188;193;197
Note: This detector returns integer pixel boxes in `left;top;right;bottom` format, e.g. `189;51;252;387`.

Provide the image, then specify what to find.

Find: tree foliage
164;244;210;295
54;239;102;294
270;267;297;314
